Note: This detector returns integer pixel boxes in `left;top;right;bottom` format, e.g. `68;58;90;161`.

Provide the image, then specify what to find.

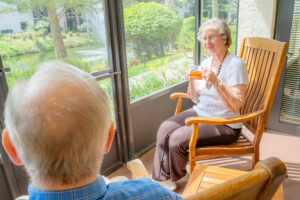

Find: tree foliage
0;0;102;16
124;2;182;60
176;16;195;51
0;0;102;59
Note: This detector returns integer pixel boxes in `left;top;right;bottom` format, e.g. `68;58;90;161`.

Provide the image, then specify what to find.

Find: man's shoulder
104;178;182;200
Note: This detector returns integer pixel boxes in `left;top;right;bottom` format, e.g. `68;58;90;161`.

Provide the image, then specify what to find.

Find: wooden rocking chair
127;157;286;200
171;37;289;174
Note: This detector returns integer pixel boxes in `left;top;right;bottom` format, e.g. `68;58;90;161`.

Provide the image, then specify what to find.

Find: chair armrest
170;92;190;100
170;93;190;115
185;109;265;126
127;159;151;180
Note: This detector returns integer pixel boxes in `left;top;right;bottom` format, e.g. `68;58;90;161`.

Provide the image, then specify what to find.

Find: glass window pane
0;0;108;88
123;0;196;101
98;78;117;127
201;0;238;60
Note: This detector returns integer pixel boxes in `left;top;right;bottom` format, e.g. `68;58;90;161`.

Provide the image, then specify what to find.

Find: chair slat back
238;38;288;133
184;157;286;200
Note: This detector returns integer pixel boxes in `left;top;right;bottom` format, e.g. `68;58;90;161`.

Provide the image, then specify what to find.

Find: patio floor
107;129;300;200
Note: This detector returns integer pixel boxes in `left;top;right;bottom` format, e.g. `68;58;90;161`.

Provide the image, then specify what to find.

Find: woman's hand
203;68;219;86
186;68;201;103
186;69;203;81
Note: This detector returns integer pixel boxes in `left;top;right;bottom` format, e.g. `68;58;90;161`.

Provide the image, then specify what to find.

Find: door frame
0;57;15;199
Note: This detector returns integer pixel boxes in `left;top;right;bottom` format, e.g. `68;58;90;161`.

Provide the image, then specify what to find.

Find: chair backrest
238;38;288;135
184;157;287;200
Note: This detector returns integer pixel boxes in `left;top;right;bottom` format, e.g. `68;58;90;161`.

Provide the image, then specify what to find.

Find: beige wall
237;0;277;50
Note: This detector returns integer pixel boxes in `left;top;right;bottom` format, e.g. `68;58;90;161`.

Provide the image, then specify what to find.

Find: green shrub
124;2;182;60
0;38;39;57
34;20;50;36
1;29;13;34
0;33;101;58
67;32;73;37
78;23;88;32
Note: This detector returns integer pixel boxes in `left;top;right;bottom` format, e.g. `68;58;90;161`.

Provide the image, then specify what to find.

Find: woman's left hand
203;68;219;86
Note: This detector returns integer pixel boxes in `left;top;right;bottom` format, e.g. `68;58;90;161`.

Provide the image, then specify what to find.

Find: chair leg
189;150;196;174
252;152;259;169
189;162;195;175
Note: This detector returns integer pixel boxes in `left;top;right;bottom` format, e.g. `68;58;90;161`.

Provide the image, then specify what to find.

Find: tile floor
108;129;300;200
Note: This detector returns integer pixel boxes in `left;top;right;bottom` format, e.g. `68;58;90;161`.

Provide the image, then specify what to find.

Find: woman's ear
2;129;23;166
103;122;115;154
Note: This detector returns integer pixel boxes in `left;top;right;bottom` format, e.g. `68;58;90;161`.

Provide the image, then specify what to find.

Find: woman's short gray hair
197;18;232;48
4;61;111;185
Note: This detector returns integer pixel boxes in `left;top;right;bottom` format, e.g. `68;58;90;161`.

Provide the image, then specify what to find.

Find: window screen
279;0;300;125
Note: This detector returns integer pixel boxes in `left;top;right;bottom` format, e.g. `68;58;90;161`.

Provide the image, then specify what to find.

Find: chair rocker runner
171;37;289;174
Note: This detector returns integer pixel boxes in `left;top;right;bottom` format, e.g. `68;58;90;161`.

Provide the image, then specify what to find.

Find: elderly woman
152;18;249;189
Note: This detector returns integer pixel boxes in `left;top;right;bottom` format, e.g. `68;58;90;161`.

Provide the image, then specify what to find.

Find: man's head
2;61;114;186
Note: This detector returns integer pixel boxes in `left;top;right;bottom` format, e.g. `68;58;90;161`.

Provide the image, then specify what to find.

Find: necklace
206;50;228;89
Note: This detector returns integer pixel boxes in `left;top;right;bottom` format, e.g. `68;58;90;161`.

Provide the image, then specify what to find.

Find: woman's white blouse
193;54;249;129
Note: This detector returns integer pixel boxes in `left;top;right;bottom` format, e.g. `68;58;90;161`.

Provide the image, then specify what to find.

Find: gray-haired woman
152;18;249;190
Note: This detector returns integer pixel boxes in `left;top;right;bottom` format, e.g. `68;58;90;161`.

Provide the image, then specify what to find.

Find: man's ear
103;122;115;154
2;129;23;166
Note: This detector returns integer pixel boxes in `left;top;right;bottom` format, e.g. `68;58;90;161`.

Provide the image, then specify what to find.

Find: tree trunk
47;3;67;59
212;0;218;18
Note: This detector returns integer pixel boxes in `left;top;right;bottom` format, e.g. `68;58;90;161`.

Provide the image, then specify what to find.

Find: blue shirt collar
28;175;106;200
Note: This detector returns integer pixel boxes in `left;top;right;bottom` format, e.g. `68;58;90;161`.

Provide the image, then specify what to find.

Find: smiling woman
152;18;249;189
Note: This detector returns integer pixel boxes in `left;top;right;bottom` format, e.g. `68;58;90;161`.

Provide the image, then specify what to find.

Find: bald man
2;61;181;200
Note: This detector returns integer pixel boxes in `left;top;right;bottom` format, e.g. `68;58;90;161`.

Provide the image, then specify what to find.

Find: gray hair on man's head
4;61;111;185
197;18;232;48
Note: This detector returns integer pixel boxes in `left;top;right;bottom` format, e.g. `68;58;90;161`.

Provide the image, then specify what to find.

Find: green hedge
0;33;101;58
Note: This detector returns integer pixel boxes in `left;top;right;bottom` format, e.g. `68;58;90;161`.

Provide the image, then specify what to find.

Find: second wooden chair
171;37;289;174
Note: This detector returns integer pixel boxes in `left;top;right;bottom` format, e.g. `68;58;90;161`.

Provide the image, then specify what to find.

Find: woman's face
200;26;227;55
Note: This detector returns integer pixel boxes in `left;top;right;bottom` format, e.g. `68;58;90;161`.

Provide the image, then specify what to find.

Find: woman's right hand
186;69;203;80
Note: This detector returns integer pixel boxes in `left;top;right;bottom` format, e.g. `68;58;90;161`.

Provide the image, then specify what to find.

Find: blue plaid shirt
28;175;182;200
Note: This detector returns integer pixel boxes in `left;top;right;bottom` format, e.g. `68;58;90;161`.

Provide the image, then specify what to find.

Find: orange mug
189;71;202;79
